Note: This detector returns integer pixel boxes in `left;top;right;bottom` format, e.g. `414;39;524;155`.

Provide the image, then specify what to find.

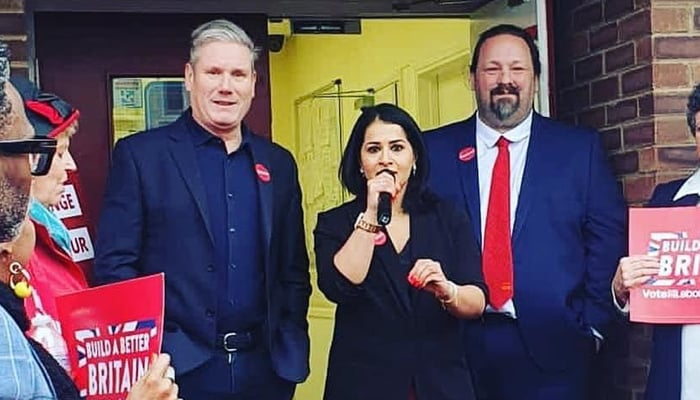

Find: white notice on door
68;227;94;262
51;184;83;219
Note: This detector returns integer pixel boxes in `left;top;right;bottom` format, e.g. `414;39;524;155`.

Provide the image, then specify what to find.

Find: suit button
206;264;214;272
205;309;214;318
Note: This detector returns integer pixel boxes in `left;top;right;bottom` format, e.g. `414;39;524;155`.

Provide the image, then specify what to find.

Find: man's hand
612;255;660;304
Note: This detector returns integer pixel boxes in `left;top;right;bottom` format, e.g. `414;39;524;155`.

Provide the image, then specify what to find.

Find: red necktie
483;136;513;308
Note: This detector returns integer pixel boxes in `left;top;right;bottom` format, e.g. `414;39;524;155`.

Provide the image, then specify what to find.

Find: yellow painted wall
269;18;475;400
270;18;474;151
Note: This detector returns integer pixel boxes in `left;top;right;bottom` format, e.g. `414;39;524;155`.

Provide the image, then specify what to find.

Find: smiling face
359;119;416;195
470;33;538;132
185;40;257;139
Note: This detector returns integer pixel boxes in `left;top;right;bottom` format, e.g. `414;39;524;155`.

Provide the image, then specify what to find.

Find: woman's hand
126;353;179;400
407;259;455;301
612;255;660;304
365;171;401;216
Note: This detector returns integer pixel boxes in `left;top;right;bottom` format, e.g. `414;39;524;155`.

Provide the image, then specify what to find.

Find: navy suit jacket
314;197;484;400
92;113;311;383
644;178;695;400
424;113;627;371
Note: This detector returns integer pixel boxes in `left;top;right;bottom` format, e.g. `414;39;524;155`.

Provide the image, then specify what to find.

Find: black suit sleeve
92;138;143;285
443;202;487;297
279;160;312;329
314;210;367;305
581;132;628;338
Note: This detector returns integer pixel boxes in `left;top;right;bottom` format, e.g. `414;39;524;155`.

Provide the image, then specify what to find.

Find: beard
0;176;29;243
489;83;521;121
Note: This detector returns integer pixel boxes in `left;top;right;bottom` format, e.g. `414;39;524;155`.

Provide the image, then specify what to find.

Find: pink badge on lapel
255;163;271;183
374;231;387;246
458;147;476;162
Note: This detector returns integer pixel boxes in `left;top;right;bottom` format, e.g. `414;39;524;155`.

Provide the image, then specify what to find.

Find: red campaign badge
374;231;387;246
458;147;476;162
255;163;271;183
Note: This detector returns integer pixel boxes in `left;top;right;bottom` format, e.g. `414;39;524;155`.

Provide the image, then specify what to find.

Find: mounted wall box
291;19;361;34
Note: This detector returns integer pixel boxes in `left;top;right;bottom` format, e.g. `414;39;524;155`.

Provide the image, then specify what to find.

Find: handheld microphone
376;170;396;226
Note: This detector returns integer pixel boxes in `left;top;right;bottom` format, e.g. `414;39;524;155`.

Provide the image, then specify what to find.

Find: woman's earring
360;168;365;176
9;261;32;299
412;162;417;176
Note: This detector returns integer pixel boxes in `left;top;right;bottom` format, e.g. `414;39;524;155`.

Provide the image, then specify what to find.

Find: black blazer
92;112;311;383
644;178;695;400
314;197;485;400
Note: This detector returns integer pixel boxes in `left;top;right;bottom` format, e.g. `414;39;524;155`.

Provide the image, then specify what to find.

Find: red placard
55;274;164;399
629;207;700;323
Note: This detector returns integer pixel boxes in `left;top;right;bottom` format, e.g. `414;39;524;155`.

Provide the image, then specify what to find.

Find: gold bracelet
440;281;459;309
354;212;380;234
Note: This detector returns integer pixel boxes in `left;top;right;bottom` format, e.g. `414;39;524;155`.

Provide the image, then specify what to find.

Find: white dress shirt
614;168;700;400
476;111;533;317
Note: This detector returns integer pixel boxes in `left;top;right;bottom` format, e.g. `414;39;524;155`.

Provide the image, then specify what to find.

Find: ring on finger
165;366;175;383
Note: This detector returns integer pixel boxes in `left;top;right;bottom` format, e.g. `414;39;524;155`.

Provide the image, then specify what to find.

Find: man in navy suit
92;19;310;399
424;24;627;400
612;83;700;400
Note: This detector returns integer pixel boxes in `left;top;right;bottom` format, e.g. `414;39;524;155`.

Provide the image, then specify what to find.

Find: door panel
34;12;270;230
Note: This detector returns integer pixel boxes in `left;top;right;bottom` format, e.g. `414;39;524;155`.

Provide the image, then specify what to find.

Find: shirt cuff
590;327;604;352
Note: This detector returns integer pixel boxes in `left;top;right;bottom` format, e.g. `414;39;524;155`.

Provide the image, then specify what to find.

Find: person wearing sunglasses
9;76;91;374
0;43;179;400
0;136;57;175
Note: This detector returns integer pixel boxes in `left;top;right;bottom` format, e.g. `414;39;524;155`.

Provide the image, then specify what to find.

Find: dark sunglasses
0;137;57;176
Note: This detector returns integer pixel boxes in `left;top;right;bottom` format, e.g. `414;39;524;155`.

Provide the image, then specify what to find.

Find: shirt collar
476;110;533;148
186;109;252;150
674;168;700;201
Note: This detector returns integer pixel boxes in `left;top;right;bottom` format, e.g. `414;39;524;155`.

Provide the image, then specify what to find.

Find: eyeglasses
0;137;57;176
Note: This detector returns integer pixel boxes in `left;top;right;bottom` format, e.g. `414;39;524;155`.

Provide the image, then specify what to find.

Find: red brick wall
0;0;27;77
554;0;699;398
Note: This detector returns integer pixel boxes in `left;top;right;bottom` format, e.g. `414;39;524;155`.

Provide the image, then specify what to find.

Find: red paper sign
55;274;164;399
628;207;700;323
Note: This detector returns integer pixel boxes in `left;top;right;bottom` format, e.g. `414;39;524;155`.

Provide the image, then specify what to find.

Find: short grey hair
189;19;259;67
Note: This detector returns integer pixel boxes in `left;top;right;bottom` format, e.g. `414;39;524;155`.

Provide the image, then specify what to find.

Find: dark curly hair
687;83;700;137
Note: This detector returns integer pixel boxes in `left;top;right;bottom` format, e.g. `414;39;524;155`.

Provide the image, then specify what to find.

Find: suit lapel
248;134;273;262
409;209;442;313
167;117;214;244
673;194;699;206
457;117;482;245
512;114;548;243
